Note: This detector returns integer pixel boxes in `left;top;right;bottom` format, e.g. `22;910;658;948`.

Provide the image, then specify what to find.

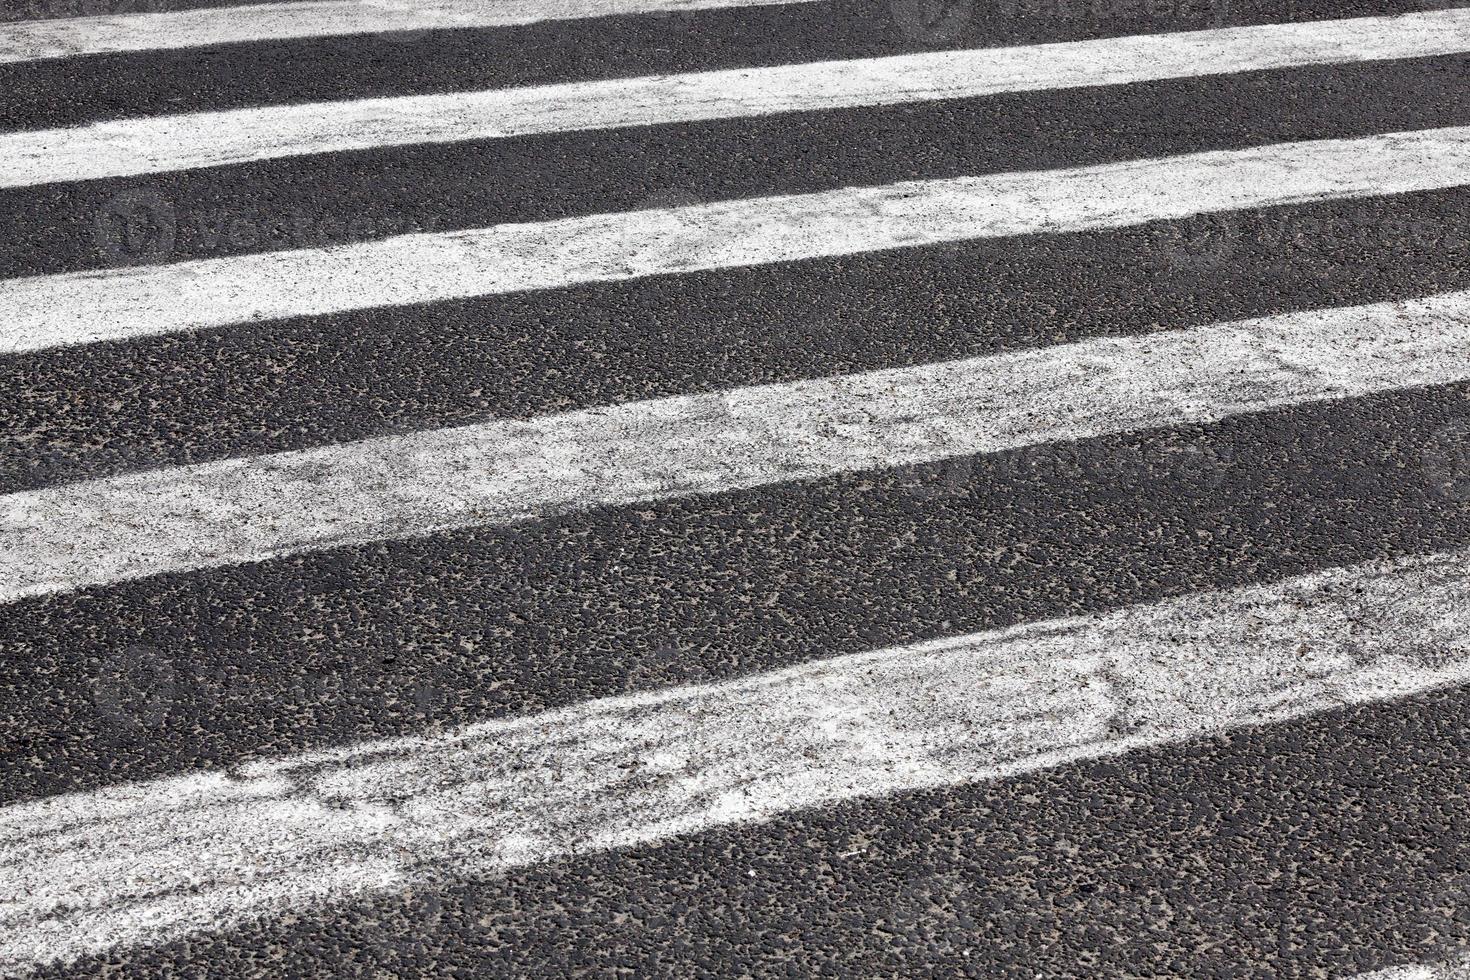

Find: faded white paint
8;126;1470;354
3;545;1470;971
4;288;1469;603
0;0;819;63
3;11;1469;186
1353;955;1470;979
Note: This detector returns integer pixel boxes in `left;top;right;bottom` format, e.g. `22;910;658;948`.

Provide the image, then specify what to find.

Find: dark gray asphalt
6;55;1468;282
8;383;1470;800
27;685;1470;978
4;187;1468;492
0;0;1438;132
4;0;1470;975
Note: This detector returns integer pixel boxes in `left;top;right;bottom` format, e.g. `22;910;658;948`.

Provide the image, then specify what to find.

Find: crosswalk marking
0;0;820;64
10;126;1470;355
6;287;1468;604
3;9;1467;188
4;543;1467;972
8;0;1470;969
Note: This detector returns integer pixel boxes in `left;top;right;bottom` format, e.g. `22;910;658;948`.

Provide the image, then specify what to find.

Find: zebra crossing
0;0;819;62
8;288;1470;601
11;125;1470;354
8;9;1470;185
2;0;1470;975
7;545;1470;969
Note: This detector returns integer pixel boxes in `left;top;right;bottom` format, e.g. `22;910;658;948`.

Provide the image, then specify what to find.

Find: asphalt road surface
3;0;1470;976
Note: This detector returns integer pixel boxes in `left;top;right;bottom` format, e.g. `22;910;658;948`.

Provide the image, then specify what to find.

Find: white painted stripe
3;9;1469;186
1353;956;1470;979
9;125;1470;355
0;0;817;63
5;288;1469;604
3;545;1469;971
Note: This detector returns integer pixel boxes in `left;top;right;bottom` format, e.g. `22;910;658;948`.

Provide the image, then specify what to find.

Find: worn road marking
8;126;1470;354
0;0;818;63
4;545;1469;971
5;288;1469;603
3;10;1469;183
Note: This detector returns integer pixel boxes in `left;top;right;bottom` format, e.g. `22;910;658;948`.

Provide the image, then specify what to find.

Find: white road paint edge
5;287;1469;603
1354;955;1470;979
4;9;1470;186
8;124;1470;355
3;544;1470;971
0;0;819;63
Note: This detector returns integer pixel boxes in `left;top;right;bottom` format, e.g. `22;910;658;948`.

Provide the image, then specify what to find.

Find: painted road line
4;288;1470;604
0;0;819;64
8;125;1470;355
3;9;1470;185
3;544;1469;971
1353;955;1470;979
